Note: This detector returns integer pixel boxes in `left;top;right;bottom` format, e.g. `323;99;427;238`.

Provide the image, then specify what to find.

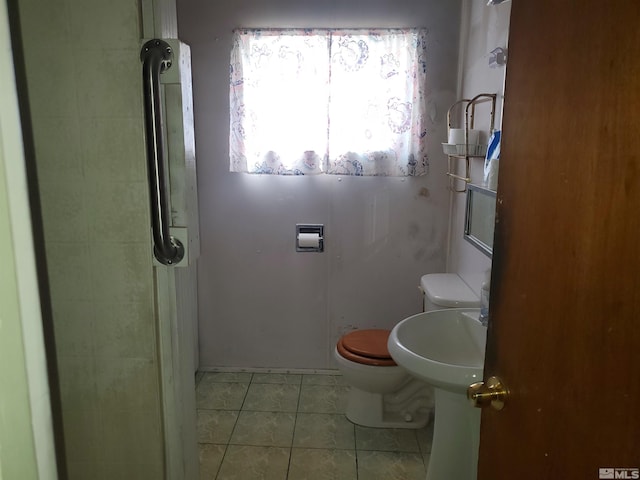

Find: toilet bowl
334;329;432;428
334;273;480;429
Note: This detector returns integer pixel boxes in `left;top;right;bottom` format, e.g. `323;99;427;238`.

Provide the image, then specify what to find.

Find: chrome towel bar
140;39;184;265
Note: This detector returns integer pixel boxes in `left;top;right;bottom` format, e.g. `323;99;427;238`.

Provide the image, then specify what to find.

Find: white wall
448;0;511;290
178;0;462;369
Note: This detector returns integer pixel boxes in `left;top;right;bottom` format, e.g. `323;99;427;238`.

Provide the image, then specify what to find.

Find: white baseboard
197;366;341;375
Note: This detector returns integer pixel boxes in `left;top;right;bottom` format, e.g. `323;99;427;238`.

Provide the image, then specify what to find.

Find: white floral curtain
229;28;428;176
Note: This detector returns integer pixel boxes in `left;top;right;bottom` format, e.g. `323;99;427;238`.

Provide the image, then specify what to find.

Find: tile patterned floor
196;371;433;480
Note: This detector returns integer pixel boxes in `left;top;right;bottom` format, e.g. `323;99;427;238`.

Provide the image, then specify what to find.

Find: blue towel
484;130;501;189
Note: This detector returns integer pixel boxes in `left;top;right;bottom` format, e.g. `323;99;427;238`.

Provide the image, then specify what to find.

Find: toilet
334;273;480;429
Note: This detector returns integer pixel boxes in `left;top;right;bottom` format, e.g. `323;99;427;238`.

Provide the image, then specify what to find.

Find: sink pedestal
426;388;481;480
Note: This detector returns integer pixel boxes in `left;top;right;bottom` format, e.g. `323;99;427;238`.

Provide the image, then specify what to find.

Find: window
229;28;428;176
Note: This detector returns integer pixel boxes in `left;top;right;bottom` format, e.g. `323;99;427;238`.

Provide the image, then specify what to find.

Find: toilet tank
420;274;480;312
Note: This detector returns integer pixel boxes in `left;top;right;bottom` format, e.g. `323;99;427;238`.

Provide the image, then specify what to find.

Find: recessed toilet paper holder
296;224;324;252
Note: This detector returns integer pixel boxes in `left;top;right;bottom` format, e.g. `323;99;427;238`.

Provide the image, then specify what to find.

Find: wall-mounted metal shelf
445;93;497;193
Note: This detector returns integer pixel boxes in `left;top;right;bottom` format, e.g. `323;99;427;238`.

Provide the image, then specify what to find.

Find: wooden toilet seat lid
341;329;393;359
337;329;396;366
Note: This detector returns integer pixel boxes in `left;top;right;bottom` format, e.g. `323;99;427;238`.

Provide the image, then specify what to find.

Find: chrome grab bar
140;39;184;265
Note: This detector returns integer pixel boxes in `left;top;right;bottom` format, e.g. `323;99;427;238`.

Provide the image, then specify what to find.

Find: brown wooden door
478;1;640;478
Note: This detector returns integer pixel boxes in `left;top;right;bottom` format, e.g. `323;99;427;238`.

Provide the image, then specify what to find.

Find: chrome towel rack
140;39;184;265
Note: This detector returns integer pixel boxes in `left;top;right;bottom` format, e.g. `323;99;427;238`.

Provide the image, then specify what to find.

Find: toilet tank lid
420;273;480;308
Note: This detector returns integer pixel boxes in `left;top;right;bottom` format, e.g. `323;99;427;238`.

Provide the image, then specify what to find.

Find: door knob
467;376;509;410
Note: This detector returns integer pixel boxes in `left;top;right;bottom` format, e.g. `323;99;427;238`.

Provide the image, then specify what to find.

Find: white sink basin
388;308;486;393
388;308;487;480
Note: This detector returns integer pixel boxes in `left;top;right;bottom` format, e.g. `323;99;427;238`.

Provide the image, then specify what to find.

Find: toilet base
344;382;433;429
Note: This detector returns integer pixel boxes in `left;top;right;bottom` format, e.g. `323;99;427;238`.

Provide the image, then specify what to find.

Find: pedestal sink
388;308;486;480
